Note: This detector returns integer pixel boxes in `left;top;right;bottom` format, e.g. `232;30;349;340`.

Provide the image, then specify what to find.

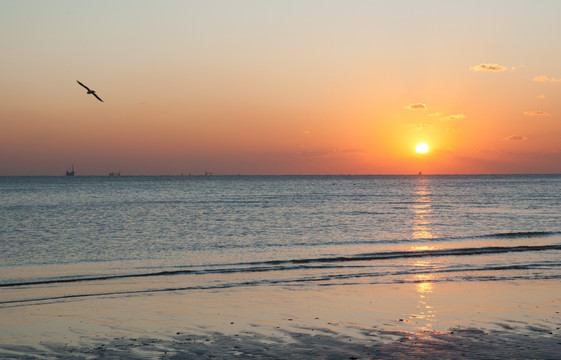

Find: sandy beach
2;280;560;359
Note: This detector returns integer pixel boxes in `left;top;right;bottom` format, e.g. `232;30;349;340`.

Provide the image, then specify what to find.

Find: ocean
1;175;560;307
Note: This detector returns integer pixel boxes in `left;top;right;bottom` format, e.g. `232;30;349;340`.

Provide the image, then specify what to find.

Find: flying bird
77;80;103;102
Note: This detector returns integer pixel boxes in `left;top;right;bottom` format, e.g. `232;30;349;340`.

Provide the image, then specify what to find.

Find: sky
1;0;561;175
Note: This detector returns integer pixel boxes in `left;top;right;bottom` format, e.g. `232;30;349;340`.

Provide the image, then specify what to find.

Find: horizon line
2;173;561;177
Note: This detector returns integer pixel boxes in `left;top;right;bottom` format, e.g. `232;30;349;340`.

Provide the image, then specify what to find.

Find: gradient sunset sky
2;1;560;175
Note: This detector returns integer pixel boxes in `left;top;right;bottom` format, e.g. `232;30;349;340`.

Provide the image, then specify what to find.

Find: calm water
1;175;560;306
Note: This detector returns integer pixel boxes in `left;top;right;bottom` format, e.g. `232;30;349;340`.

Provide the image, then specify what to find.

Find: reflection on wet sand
413;268;436;331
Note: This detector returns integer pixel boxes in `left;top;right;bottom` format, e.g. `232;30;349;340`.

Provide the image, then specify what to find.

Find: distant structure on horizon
66;165;75;176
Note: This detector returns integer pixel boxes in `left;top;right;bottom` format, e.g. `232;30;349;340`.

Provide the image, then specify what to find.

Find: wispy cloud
523;110;550;116
405;103;427;111
477;148;498;154
470;63;507;72
300;147;360;159
504;135;527;141
408;123;432;131
440;114;467;121
533;75;561;82
534;75;549;82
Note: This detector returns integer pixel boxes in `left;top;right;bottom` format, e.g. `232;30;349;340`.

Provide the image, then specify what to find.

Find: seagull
77;80;103;102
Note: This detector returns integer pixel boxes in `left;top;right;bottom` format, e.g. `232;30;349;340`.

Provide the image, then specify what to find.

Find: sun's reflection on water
410;177;438;331
412;178;435;240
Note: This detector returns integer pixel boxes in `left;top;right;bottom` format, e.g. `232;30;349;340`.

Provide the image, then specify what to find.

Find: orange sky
1;1;560;175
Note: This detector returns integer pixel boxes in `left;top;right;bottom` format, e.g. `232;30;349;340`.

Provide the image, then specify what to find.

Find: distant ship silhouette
66;165;75;176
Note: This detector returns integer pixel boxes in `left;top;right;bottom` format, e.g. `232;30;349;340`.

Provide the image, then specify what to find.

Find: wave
2;242;560;289
480;231;559;239
290;244;561;264
210;231;561;251
398;230;561;243
266;230;561;248
2;266;561;308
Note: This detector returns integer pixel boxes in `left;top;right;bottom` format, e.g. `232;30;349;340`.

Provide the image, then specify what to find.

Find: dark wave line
0;270;196;288
2;270;561;308
479;231;559;239
383;230;561;244
0;263;360;288
289;244;561;264
234;230;561;249
395;262;561;277
318;273;561;288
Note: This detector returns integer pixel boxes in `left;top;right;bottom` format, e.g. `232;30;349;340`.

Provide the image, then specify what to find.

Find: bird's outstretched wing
93;93;104;102
77;80;91;91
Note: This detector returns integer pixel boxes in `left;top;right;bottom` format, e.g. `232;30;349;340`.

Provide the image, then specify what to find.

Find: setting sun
416;143;429;154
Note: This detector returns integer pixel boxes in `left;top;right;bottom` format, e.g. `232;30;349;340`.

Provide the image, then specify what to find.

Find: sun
416;143;429;154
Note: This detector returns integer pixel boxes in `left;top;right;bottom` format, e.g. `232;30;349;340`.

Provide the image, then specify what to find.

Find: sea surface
1;175;560;307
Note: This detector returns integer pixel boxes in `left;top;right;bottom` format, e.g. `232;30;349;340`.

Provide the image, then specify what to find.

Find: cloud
523;110;550;116
476;148;498;154
439;114;467;122
470;63;507;72
504;135;527;141
534;75;561;82
405;103;427;111
300;147;360;159
533;75;549;82
408;123;432;131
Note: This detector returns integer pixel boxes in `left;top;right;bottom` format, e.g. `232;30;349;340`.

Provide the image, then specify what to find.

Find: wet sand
1;280;560;359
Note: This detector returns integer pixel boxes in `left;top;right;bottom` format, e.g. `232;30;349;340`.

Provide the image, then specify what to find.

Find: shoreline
1;280;560;359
